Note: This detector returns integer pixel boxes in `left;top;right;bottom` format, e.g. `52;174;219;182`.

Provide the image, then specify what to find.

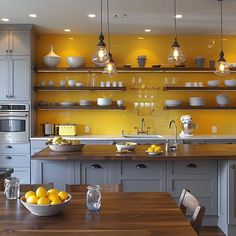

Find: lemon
154;146;162;152
37;197;50;205
26;195;38;204
51;198;62;205
48;193;60;202
58;191;69;202
47;188;59;195
151;144;157;149
36;187;48;198
25;191;35;199
147;147;155;152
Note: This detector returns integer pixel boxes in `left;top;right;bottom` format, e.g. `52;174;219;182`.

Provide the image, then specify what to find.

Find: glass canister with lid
4;177;20;199
86;185;101;211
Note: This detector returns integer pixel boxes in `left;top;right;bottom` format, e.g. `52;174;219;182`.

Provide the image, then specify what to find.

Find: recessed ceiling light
144;29;151;32
64;29;71;32
175;14;183;19
88;13;96;18
29;13;37;18
1;18;9;22
138;37;144;40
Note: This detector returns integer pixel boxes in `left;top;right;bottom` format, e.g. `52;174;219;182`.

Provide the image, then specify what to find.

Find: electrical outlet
212;126;217;134
85;126;90;133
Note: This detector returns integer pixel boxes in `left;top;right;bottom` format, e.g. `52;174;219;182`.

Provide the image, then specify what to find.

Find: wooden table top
0;192;197;236
32;143;236;161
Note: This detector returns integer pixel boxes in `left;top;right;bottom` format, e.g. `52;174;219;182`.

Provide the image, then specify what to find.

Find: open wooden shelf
35;105;126;110
36;67;236;73
34;86;126;91
164;105;236;110
163;86;236;91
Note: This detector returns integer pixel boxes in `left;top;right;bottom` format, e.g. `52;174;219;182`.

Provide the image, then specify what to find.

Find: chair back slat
65;184;122;193
20;183;54;192
191;205;206;235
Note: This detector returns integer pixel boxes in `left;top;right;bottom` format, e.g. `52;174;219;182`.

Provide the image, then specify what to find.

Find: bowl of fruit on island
20;186;71;216
48;136;84;152
146;144;164;155
115;142;137;152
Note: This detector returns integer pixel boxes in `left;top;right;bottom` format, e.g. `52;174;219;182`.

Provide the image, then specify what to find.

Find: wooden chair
65;184;122;193
20;183;54;192
178;189;205;235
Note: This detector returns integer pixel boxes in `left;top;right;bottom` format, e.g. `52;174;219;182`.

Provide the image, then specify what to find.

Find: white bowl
20;194;72;216
97;98;112;106
165;100;182;107
115;142;137;152
43;56;60;68
79;100;92;106
66;56;84;68
224;79;236;87
207;80;220;87
216;94;229;106
189;97;205;106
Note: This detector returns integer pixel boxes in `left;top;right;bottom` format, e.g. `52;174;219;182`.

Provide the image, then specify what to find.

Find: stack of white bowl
224;79;236;87
165;100;182;107
216;94;229;106
189;97;205;106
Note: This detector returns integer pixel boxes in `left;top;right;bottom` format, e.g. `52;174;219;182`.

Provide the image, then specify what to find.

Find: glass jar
4;177;20;200
86;185;101;211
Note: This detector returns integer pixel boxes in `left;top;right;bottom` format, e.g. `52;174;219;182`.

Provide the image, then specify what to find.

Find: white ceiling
0;0;236;35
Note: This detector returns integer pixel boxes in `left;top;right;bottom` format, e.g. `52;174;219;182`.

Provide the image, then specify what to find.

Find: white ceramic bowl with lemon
146;144;163;155
20;187;71;216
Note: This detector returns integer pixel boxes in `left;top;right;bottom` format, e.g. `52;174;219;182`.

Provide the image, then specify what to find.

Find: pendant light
168;0;185;65
214;0;230;76
103;0;117;76
92;0;110;67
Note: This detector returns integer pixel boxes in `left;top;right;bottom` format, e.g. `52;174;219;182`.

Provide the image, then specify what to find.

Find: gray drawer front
121;161;166;177
0;155;30;167
0;143;30;154
170;160;217;175
122;179;165;192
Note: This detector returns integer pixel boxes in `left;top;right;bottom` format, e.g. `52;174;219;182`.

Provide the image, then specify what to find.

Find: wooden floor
200;227;225;236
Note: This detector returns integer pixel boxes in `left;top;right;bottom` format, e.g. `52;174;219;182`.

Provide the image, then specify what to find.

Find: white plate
60;102;77;106
145;150;163;155
49;144;84;152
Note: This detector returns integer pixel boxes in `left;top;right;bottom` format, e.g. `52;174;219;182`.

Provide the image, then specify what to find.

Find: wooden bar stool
178;189;205;235
65;184;122;193
20;183;54;192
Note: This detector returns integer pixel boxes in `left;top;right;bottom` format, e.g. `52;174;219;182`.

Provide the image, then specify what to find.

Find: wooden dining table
0;192;197;236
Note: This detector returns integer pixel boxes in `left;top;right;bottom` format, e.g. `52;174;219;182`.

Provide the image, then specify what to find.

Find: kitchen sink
122;134;164;139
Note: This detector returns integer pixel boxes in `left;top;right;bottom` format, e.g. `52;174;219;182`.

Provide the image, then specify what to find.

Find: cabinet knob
186;163;197;168
5;145;13;149
90;164;102;169
5;156;12;159
9;49;13;53
136;163;147;169
5;49;8;53
5;94;9;98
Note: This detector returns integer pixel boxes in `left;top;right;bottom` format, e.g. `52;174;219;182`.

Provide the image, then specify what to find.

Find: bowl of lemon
146;144;163;155
20;186;72;216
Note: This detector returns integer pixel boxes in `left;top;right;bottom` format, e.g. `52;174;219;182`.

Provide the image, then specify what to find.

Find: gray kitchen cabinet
118;160;167;192
167;160;218;216
0;55;30;100
0;29;30;56
31;160;75;189
76;161;116;185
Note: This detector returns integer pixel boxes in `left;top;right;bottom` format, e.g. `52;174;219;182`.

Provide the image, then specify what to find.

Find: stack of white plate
97;98;112;106
165;100;182;107
189;97;205;106
60;102;77;106
79;100;92;106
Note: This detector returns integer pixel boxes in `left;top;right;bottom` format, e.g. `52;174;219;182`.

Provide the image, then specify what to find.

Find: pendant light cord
101;0;103;33
220;0;223;51
174;0;177;39
107;0;110;52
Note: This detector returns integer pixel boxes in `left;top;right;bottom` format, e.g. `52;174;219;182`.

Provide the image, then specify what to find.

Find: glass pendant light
92;0;109;67
103;0;117;76
168;0;185;65
215;0;230;76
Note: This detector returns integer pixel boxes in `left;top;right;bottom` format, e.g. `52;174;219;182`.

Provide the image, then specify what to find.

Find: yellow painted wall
35;34;236;136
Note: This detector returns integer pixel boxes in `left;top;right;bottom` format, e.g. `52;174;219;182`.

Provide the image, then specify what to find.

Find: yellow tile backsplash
35;34;236;136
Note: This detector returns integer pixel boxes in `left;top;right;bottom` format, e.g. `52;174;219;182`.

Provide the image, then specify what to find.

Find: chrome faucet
169;120;178;148
134;118;151;135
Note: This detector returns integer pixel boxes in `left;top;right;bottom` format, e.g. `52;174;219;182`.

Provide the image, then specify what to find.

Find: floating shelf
34;86;126;91
36;67;236;73
164;105;236;110
35;105;126;110
163;86;236;91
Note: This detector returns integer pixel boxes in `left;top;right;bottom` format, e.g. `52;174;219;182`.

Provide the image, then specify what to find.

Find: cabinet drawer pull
136;163;147;169
5;145;13;149
90;164;102;169
9;49;13;53
5;49;8;53
186;163;197;168
6;156;12;159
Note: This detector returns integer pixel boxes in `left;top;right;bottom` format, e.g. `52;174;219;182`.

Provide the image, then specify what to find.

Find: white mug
68;80;76;87
112;81;117;87
118;81;124;87
116;100;124;107
60;80;66;87
106;81;111;87
48;80;55;87
100;81;105;87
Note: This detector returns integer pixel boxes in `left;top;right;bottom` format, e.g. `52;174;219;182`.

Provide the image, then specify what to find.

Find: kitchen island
31;144;236;236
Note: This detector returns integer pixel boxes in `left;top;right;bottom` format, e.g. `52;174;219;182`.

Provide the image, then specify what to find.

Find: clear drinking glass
86;185;101;211
4;177;20;200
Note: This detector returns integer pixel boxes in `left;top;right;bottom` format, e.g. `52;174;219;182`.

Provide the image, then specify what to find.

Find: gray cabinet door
0;30;9;55
228;161;236;225
77;161;116;185
0;56;8;99
34;160;75;190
